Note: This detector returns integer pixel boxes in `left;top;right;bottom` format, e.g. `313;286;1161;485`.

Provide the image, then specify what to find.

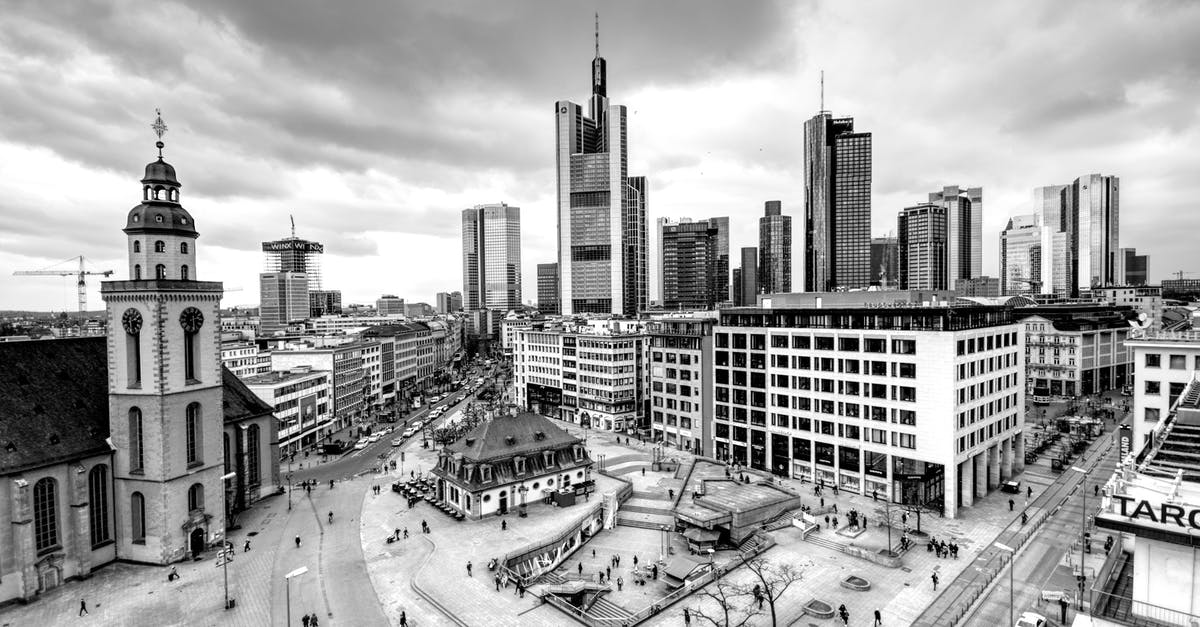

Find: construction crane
14;256;114;318
1173;271;1199;280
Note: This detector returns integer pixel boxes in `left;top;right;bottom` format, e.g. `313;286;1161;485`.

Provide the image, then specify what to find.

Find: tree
687;578;760;627
740;557;810;627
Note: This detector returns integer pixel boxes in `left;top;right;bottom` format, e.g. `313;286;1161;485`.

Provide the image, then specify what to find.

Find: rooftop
446;412;581;463
242;369;328;385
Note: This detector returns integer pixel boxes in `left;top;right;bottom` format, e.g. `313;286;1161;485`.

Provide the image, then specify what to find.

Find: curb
410;535;472;627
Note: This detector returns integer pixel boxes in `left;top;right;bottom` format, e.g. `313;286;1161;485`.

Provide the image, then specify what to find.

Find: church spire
151;108;168;159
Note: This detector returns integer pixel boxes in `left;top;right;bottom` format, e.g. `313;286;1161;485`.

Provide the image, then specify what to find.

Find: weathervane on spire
151;109;168;158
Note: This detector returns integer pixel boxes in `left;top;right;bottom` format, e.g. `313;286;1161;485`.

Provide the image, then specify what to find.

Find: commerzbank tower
554;17;648;316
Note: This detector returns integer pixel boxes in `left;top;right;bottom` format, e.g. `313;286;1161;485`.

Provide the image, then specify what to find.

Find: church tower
101;112;225;564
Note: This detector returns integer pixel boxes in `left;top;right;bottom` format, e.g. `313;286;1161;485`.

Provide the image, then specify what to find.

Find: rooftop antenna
290;214;296;238
595;12;599;57
820;70;825;112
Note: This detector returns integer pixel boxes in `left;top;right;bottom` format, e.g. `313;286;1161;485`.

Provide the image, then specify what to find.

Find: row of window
1144;353;1200;370
714;423;917;455
132;264;189;280
720;333;918;356
133;240;189;254
956;332;1019;356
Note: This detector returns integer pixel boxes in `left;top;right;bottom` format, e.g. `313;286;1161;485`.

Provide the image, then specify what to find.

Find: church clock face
179;307;204;333
122;308;143;334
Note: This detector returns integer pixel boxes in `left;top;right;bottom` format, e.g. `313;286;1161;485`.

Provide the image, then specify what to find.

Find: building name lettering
1113;495;1200;529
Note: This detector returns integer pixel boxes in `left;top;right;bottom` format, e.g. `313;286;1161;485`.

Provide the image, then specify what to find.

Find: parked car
391;438;403;447
1015;612;1046;627
367;434;381;443
353;440;368;450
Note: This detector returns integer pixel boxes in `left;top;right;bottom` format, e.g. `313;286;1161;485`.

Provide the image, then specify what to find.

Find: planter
840;575;871;591
802;599;835;619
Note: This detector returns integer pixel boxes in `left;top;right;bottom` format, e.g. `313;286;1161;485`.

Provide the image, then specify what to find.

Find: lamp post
660;525;668;562
995;541;1016;627
287;472;293;511
519;483;528;518
216;545;235;609
1070;465;1088;609
285;566;308;627
884;496;893;556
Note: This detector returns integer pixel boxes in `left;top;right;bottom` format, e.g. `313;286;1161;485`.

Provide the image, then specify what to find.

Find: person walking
328;511;334;524
243;539;251;552
467;561;473;577
494;574;501;591
606;566;611;580
931;572;939;590
403;528;409;539
838;603;849;625
302;614;311;627
1008;498;1014;511
295;535;302;548
684;607;691;625
633;555;638;567
501;519;507;531
311;614;319;627
617;576;623;591
79;599;89;616
399;611;408;626
874;608;882;626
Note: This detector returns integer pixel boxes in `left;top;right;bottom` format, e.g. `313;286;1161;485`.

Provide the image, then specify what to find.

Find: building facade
270;343;369;432
1126;330;1200;449
648;316;715;454
758;201;791;295
1113;247;1149;286
308;289;342;317
259;272;309;336
376;295;406;316
897;203;948;290
736;247;758;306
956;276;1001;298
660;218;726;310
999;213;1042;295
1018;305;1133;397
555;29;648;316
462;203;522;311
714;293;1025;518
244;369;332;455
929;186;983;290
869;236;899;288
804;112;872;292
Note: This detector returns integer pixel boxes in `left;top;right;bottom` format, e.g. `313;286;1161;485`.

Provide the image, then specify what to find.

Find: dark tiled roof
222;368;275;424
362;322;430;337
446;412;580;462
0;337;111;474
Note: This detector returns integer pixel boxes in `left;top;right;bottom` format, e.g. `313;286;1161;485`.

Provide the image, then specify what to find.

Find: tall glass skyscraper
758;201;791;294
537;263;559;314
1032;174;1120;295
804;112;872;292
555;24;648;316
660;217;728;310
896;203;948;290
462;203;522;311
928;185;983;290
999;214;1042;295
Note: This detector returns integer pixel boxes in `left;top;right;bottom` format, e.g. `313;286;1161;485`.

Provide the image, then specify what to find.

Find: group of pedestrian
300;613;320;627
926;537;958;559
371;484;384;495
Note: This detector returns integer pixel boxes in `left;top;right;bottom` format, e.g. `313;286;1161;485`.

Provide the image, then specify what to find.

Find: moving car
353;440;368;450
368;434;381;443
1015;611;1046;627
391;438;403;447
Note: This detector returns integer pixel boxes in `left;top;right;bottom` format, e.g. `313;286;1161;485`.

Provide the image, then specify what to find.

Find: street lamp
1070;465;1089;609
287;472;293;511
995;541;1016;627
285;566;308;627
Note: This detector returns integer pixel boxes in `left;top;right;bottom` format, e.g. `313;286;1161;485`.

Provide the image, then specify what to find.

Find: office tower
260;227;324;334
462;203;522;311
708;216;730;302
804;112;872;291
897;203;948;290
377;294;405;316
1072;174;1120;290
449;291;463;313
758;201;791;294
869;236;899;288
999;214;1043;295
660;218;727;310
732;269;743;306
737;247;758;306
1113;248;1148;286
309;289;342;317
538;263;560;314
928;186;983;289
436;292;452;314
555;22;648;316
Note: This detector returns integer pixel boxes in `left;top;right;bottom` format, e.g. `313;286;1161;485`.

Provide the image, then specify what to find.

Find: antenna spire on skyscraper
820;70;825;112
595;12;600;58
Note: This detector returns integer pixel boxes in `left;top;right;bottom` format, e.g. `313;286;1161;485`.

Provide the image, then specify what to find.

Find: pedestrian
902;512;908;525
872;489;878;501
501;519;507;531
494;574;501;591
311;615;319;627
303;614;311;627
1059;595;1069;622
1008;498;1014;511
606;566;611;580
617;577;623;591
467;561;472;577
633;555;638;567
931;572;939;590
403;528;409;539
578;563;583;576
168;566;179;581
616;555;620;567
839;603;849;625
668;488;674;500
400;611;408;626
652;564;658;579
519;583;525;598
79;599;89;616
825;514;830;526
295;535;302;548
244;539;251;552
684;607;691;625
874;608;882;626
642;467;646;476
1095;484;1100;497
592;549;596;558
1027;486;1032;499
820;496;825;508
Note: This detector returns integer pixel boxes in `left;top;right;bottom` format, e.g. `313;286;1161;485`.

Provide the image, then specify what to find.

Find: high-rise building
804;112;872;291
376;294;405;316
449;291;463;313
660;217;728;310
555;22;648;316
1072;173;1120;291
869;236;899;288
897;203;948;290
956;276;1001;298
259;228;324;335
435;292;453;314
999;214;1043;295
462;203;522;311
1113;247;1148;286
1033;184;1071;296
928;186;983;290
260;272;310;335
737;247;758;306
309;289;342;317
758;201;791;295
537;263;560;315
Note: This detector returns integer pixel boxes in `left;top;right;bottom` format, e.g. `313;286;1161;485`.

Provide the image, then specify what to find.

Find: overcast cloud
1;0;1197;311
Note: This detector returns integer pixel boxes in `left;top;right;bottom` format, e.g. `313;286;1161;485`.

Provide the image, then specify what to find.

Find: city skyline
2;1;1199;311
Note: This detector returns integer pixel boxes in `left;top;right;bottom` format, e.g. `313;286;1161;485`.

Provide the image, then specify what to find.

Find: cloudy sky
1;0;1197;312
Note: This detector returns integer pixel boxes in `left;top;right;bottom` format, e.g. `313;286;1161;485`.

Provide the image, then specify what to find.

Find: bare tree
740;557;810;627
687;578;760;627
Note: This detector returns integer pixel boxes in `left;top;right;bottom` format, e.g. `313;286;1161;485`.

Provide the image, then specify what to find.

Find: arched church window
33;478;58;553
246;424;261;484
131;492;146;543
180;265;189;280
180;307;204;382
155;264;166;279
122;308;142;386
154;241;166;253
180;242;188;254
134;264;142;280
133;241;141;253
186;403;202;464
88;465;111;546
187;483;204;512
129;407;144;472
152;187;162;200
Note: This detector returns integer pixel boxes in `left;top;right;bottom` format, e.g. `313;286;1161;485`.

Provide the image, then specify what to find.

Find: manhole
900;566;912;573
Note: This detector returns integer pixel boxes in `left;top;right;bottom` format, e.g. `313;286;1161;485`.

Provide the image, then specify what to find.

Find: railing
1090;589;1200;626
502;502;603;586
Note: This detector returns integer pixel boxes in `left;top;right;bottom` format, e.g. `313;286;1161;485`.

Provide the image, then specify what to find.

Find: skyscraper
537;263;560;314
308;289;342;317
1113;248;1148;286
869;236;899;288
376;294;405;316
758;201;791;295
259;226;324;334
1072;173;1120;290
928;185;983;289
999;214;1043;295
804;112;872;291
897;203;948;290
436;292;453;314
660;217;727;310
555;21;648;316
462;203;522;311
1034;184;1070;295
737;247;758;306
